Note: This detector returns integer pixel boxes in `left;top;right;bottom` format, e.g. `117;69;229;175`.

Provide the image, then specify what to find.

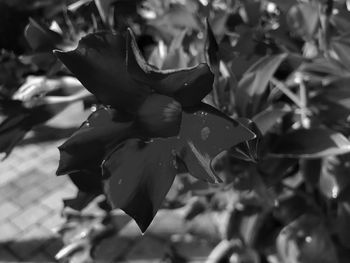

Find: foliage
2;0;350;262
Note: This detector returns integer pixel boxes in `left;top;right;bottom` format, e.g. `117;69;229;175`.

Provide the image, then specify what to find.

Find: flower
54;29;255;232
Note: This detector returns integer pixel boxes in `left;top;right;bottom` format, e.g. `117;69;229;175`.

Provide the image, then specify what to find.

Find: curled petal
54;32;150;113
177;103;256;183
25;18;62;52
126;29;214;107
56;108;135;175
102;138;178;232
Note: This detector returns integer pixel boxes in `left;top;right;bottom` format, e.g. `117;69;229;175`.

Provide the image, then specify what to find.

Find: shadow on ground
0;237;63;262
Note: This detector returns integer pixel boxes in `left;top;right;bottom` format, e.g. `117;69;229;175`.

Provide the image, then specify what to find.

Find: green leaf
277;215;338;263
336;202;350;248
331;33;350;70
102;138;178;232
319;154;350;199
236;54;287;117
252;103;291;135
94;0;115;24
270;128;350;158
286;2;320;40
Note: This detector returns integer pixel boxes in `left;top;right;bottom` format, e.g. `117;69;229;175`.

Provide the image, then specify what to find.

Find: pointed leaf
331;34;350;70
102;138;178;232
270;128;350;158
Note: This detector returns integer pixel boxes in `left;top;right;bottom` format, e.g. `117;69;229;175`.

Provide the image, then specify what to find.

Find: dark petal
205;19;220;74
102;138;178;232
177;103;256;183
68;168;103;194
56;108;135;175
54;32;150;113
126;29;214;107
25;18;62;52
136;94;182;138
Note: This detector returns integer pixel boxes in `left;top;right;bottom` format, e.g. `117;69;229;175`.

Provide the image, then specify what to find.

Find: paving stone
0;169;19;188
0;222;20;241
12;169;47;189
11;205;51;231
39;188;72;211
11;185;49;208
0;202;20;221
39;211;65;232
8;226;52;260
0;182;22;200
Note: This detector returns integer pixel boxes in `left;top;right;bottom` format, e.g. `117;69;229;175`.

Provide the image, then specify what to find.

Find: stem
299;80;310;128
270;77;302;108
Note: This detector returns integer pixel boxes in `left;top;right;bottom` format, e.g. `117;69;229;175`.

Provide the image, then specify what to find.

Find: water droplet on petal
85;122;90;127
305;236;312;243
331;186;339;198
201;127;210;140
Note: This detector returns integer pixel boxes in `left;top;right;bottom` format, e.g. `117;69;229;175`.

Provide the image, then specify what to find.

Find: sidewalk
0;103;86;262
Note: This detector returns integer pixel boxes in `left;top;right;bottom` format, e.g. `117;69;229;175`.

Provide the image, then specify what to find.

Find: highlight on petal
102;138;178;232
54;32;150;113
126;28;214;107
136;94;182;138
177;103;256;183
25;18;62;52
56;108;135;175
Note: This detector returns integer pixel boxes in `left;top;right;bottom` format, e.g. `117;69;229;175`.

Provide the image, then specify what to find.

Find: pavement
0;103;87;262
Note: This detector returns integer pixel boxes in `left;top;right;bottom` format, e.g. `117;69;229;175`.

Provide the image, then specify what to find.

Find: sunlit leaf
236;54;287;117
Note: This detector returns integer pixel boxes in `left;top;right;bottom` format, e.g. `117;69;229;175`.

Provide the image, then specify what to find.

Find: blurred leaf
286;2;320;40
277;215;338;263
331;33;350;70
252;103;291;135
270;128;350;158
236;53;287;117
94;0;115;24
319;154;350;199
336;201;350;248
